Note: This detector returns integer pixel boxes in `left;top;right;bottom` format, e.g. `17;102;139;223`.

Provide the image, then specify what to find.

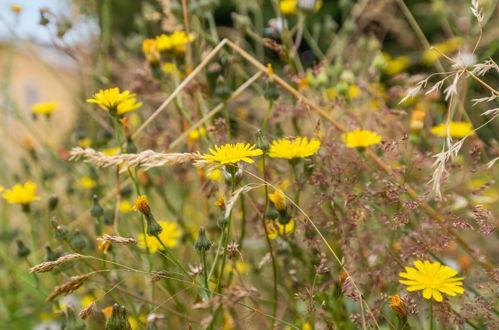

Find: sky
0;0;97;44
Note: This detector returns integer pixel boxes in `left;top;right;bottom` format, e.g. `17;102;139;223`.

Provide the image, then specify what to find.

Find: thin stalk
260;155;278;328
429;299;434;330
261;100;273;131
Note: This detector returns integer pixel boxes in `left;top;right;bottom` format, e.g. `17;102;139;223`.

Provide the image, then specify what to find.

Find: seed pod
48;194;59;211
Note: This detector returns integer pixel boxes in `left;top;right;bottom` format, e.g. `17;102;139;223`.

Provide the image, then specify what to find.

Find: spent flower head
399;260;464;302
342;129;382;148
86;87;142;116
268;137;321;159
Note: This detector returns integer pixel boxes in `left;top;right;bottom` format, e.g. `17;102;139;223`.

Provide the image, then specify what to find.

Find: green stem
429;299;434;330
261;100;273;131
223;101;231;141
154;235;194;282
261;155;278;328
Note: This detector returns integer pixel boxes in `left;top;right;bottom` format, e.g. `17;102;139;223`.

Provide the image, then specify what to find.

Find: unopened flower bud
16;240;31;258
264;77;280;101
194;227;212;252
218;215;228;229
50;217;69;240
106;304;132;330
90;195;104;218
70;229;87;250
62;306;86;330
44;245;61;262
48;194;59;211
214;76;232;101
146;216;163;237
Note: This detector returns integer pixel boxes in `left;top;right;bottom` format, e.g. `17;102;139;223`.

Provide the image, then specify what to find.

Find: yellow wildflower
137;221;181;253
80;295;95;308
267;219;295;239
87;87;142;116
399;260;464;302
31;101;58;116
10;5;22;13
341;129;381;148
132;195;152;217
347;84;361;99
383;54;410;75
79;176;96;189
268;189;286;211
430;121;473;138
280;0;298;15
2;181;39;205
422;37;463;65
119;200;132;213
268;137;321;159
188;127;207;141
142;38;159;63
207;169;223;181
78;138;92;148
203;143;263;165
162;62;178;75
155;31;195;53
227;260;249;274
102;147;120;156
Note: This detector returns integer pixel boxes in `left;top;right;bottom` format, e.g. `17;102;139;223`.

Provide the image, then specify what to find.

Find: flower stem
429;299;434;330
261;100;273;131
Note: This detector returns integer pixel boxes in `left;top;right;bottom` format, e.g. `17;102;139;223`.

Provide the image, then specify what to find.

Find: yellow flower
430;121;473;138
347;84;361;99
383;54;410;75
31;102;59;116
227;260;249;274
267;219;295;239
137;221;181;253
341;129;381;148
422;37;463;65
119;200;132;213
188;127;206;141
78;138;92;148
0;186;4;193
102;147;120;156
268;189;286;211
2;181;39;205
79;176;96;189
203;143;263;165
280;0;298;15
132;195;152;217
399;260;464;302
10;5;22;13
86;87;142;116
80;295;95;308
207;168;223;181
142;38;159;63
162;62;178;75
268;137;321;159
155;31;195;53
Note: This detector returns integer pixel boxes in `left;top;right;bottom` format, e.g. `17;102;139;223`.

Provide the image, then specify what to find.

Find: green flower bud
264;77;280;101
146;215;163;237
50;217;69;241
44;245;61;262
62;306;86;330
214;76;232;100
194;227;212;252
90;195;104;218
106;304;132;330
218;215;228;229
70;229;87;250
277;210;291;225
48;194;59;211
16;240;30;258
